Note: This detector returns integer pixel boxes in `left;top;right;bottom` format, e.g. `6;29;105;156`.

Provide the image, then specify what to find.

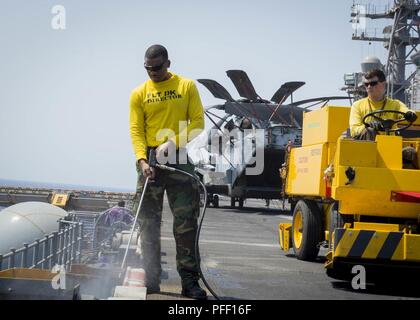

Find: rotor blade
289;96;352;108
205;110;231;128
271;81;306;103
223;101;304;127
213;113;230;129
197;79;234;102
222;96;352;128
204;112;228;138
226;70;259;101
205;104;225;111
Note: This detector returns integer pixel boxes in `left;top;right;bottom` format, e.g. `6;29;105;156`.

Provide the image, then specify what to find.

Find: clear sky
0;0;393;190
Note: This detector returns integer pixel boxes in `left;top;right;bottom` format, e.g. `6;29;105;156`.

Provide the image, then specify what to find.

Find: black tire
238;198;244;208
213;195;219;208
289;200;296;215
230;197;235;208
292;200;322;261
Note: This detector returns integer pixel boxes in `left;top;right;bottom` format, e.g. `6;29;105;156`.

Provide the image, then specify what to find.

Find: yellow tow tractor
278;105;420;281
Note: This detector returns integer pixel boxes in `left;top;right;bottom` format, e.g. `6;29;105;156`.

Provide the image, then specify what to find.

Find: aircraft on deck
191;69;350;208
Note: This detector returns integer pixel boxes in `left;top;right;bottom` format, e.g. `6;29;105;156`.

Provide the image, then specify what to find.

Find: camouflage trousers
133;161;201;287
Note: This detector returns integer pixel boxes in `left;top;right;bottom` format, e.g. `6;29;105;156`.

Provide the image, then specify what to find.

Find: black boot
181;280;207;300
146;283;161;294
145;277;161;294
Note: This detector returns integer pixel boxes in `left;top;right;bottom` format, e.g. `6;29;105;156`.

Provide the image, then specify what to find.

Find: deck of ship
152;196;420;300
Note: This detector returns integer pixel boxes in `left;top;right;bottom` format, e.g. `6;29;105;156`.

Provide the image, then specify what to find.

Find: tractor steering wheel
362;109;414;135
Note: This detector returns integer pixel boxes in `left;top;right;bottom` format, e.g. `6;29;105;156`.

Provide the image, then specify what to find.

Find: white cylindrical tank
0;202;68;254
361;56;383;73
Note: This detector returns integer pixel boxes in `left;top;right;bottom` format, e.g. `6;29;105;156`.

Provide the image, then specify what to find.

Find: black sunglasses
364;81;379;87
144;62;165;72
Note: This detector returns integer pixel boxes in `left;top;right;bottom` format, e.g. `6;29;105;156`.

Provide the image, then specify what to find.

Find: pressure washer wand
120;174;150;273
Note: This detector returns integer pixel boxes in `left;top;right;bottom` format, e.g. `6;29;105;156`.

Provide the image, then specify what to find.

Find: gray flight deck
150;196;420;300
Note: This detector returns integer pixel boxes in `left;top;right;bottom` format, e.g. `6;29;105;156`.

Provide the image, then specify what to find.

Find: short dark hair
364;69;386;82
145;44;168;61
118;200;125;207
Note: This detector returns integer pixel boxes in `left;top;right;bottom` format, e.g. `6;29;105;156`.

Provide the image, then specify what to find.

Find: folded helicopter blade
197;79;235;101
271;81;305;104
226;70;259;101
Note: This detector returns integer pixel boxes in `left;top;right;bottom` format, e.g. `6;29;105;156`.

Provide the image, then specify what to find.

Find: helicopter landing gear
230;197;245;208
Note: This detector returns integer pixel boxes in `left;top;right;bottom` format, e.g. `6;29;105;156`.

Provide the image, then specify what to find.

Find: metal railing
0;220;83;271
70;211;100;253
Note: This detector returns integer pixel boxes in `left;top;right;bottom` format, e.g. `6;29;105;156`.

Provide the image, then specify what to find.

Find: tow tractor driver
349;68;417;141
349;69;418;168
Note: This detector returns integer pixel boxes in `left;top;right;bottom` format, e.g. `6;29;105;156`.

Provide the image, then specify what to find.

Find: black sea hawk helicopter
190;70;350;208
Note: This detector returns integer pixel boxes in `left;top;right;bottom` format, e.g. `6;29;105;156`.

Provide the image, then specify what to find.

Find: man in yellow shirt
349;69;417;140
129;45;206;299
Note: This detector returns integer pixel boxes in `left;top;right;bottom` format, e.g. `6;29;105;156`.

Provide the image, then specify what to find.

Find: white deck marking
161;237;279;248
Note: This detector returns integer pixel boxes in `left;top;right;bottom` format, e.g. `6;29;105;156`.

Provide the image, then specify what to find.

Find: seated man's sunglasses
364;80;380;87
144;62;165;72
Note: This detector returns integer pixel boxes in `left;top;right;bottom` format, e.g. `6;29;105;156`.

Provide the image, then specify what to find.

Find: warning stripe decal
347;230;375;258
377;232;404;260
333;228;404;260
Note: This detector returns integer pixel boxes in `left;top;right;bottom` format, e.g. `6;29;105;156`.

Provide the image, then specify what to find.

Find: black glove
404;111;418;122
366;120;384;131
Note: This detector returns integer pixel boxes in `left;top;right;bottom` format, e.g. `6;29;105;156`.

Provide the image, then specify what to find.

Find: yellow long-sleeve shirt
129;72;204;161
349;96;409;137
